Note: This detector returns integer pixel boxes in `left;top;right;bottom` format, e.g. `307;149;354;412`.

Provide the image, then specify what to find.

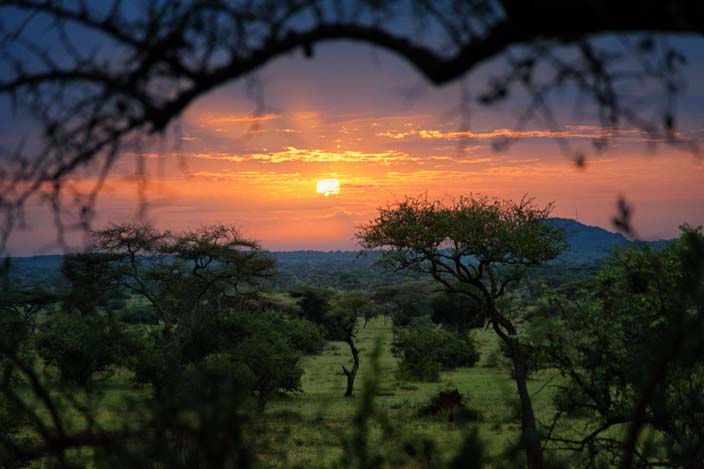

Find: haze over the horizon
2;41;704;256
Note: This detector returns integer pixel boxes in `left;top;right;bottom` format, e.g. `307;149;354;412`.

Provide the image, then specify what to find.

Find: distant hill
545;218;671;263
3;219;672;289
2;255;65;289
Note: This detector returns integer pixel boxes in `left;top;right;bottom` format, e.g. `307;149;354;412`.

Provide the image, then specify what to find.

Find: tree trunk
342;336;359;397
492;314;543;469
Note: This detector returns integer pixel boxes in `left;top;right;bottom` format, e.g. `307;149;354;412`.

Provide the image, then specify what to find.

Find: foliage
358;194;565;468
289;285;343;339
117;303;160;325
0;308;31;468
91;223;276;333
358;195;565;285
132;309;309;412
529;225;704;467
61;252;127;315
430;288;484;332
281;316;326;355
373;281;436;327
393;319;480;381
35;312;130;391
0;288;57;333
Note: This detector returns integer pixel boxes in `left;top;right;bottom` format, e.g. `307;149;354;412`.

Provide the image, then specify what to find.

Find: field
262;316;564;467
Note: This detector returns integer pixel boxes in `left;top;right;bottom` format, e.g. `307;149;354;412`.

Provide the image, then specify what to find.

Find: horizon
2;14;704;256
4;216;678;258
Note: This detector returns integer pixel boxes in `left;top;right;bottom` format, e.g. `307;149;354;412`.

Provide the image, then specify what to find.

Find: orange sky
5;44;704;255
11;108;703;255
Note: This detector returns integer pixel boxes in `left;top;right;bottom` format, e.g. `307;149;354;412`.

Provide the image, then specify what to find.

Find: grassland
19;316;575;467
262;316;566;467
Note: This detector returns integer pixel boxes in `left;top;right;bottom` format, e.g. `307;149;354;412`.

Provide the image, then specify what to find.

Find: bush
430;290;484;332
392;320;480;381
130;310;308;412
289;286;345;340
283;317;326;355
36;313;130;390
118;304;159;325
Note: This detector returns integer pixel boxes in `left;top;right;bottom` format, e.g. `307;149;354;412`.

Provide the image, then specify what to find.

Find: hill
545;218;671;263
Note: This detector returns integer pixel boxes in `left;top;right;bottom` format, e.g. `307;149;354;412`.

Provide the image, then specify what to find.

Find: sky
2;34;704;255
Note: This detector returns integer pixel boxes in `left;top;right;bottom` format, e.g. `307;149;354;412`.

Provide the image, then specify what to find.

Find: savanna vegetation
1;194;703;468
1;1;703;467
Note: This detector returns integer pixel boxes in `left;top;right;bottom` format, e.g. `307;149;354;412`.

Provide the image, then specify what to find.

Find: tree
61;252;126;315
0;288;57;333
357;194;565;468
329;290;378;397
281;316;326;355
35;312;130;392
430;288;485;332
528;225;704;468
235;332;302;413
0;225;289;467
290;285;343;339
131;309;312;413
91;223;276;334
0;0;699;250
372;281;436;327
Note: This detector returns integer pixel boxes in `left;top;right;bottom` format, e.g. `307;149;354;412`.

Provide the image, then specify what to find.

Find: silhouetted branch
0;0;701;251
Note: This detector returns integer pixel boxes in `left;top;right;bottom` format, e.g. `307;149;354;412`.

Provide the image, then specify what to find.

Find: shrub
392;320;480;381
430;290;484;332
36;313;130;390
118;304;159;325
289;286;345;340
130;310;307;412
283;317;326;355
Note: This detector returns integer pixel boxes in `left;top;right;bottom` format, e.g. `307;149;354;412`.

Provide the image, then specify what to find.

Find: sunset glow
316;178;341;197
3;43;703;256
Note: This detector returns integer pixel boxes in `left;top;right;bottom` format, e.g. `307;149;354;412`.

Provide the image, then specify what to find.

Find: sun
316;178;340;197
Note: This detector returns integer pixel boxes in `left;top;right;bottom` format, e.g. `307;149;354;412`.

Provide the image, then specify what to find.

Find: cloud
251;147;419;165
190;147;425;165
191;153;248;162
202;113;281;124
186;170;306;185
376;125;646;141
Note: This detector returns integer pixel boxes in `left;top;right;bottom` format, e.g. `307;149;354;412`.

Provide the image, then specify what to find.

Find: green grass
18;316;573;467
262;316;563;467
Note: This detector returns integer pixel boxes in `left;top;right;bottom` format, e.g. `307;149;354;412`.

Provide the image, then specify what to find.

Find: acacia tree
0;0;700;250
357;194;565;468
91;223;276;334
0;224;294;468
330;290;377;397
0;289;56;334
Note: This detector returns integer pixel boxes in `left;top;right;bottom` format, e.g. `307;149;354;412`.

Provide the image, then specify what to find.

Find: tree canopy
528;225;704;467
